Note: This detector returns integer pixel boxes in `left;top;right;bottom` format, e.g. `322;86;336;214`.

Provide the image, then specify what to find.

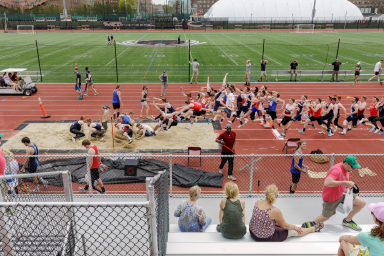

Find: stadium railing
0;170;169;256
3;153;382;199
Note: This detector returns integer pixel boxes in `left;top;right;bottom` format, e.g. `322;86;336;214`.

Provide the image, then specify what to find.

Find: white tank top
374;62;381;72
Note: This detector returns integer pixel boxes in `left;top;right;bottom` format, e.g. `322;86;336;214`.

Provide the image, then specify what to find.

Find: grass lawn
1;31;383;83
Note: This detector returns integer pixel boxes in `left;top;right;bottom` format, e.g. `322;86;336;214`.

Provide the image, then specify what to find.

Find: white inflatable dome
204;0;363;22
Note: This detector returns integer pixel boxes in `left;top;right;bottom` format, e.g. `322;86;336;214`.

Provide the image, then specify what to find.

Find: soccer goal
17;25;35;34
296;24;315;33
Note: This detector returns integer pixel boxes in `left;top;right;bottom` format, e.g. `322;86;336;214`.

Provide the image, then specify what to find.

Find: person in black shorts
289;140;308;194
353;62;361;85
320;96;335;137
299;98;324;134
177;35;181;48
112;85;123;120
278;98;295;138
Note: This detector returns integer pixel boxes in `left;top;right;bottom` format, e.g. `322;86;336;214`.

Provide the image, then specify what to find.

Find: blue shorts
162;120;169;126
242;105;249;113
346;116;358;126
251;107;261;117
27;162;38;174
75;83;81;91
213;101;221;111
145;131;153;137
292;113;302;122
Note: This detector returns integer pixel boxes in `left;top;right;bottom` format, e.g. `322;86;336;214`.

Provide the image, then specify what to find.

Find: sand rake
223;145;262;172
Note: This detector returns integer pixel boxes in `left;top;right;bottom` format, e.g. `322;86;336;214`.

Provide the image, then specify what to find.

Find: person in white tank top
369;59;383;83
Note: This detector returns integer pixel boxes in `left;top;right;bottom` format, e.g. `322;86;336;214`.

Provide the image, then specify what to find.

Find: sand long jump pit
2;121;222;153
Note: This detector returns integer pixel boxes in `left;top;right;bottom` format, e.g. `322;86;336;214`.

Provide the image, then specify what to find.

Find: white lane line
106;34;148;66
221;34;282;65
204;35;238;66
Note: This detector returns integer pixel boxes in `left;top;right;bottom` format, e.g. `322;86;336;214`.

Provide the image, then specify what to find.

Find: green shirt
357;231;384;256
220;199;246;239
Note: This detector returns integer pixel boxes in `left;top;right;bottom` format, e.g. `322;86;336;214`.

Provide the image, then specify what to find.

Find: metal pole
114;41;118;82
248;154;254;197
35;40;43;82
262;39;265;60
86;155;93;195
146;178;159;256
188;40;191;82
329;153;335;169
336;39;340;59
169;155;173;197
62;171;73;202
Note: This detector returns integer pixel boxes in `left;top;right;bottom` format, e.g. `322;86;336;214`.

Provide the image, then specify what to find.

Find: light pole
124;0;126;17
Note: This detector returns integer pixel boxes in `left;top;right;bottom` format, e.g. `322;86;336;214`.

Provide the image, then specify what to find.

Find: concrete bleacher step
167;224;374;256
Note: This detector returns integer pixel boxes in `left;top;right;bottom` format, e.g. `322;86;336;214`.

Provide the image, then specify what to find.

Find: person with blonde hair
2;149;20;196
140;85;151;119
289;140;308;194
217;182;246;239
174;185;211;232
338;202;384;256
249;184;323;242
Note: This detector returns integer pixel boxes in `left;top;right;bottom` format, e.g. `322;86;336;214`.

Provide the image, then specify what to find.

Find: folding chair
188;147;201;167
282;138;300;154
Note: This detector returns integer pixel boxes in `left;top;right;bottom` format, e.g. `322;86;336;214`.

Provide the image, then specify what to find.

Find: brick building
348;0;383;14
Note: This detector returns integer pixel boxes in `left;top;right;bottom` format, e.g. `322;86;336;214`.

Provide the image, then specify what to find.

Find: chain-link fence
3;153;383;199
0;170;170;256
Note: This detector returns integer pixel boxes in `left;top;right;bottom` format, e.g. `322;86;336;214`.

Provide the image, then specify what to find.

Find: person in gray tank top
216;182;246;239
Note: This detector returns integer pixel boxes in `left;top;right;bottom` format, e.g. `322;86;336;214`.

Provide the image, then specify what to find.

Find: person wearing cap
216;124;236;181
289;60;299;81
353;62;361;85
189;59;200;84
338;202;384;256
326;58;348;82
307;156;366;231
159;70;168;97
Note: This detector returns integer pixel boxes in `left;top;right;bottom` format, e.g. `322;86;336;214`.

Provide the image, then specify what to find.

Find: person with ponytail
338;202;384;256
216;182;246;239
289;140;308;194
249;184;324;242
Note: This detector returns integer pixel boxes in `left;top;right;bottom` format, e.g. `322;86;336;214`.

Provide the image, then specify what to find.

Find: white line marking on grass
106;34;147;66
204;35;238;66
221;34;282;65
61;44;106;67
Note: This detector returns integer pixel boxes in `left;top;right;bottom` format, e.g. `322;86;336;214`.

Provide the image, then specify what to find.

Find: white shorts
141;101;147;106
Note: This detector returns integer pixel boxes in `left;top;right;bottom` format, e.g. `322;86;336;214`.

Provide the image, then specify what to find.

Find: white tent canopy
204;0;363;22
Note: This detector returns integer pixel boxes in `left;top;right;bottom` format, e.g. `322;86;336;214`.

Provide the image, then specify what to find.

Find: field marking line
61;43;107;67
221;34;282;65
106;34;148;66
17;36;97;66
144;33;167;78
204;35;238;66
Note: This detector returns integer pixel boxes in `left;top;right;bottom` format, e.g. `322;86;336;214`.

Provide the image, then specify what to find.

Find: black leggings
70;128;85;139
333;117;343;129
372;116;384;130
363;116;379;129
124;129;133;137
91;129;104;138
219;151;234;176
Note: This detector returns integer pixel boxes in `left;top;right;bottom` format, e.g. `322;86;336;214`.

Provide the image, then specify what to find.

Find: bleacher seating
271;70;376;82
167;224;374;255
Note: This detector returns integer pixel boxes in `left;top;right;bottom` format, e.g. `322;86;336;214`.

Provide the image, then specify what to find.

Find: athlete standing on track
189;59;200;84
84;70;97;96
339;97;359;135
75;68;83;100
20;137;47;193
245;60;251;86
159;70;168;97
112;85;123;120
81;139;106;194
368;59;382;83
216;124;237;181
299;98;323;134
289;140;308;194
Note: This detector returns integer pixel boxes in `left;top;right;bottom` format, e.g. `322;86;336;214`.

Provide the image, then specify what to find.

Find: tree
105;1;113;15
162;4;173;13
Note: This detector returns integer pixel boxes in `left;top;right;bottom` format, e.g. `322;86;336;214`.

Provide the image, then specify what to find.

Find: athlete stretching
339;97;359;135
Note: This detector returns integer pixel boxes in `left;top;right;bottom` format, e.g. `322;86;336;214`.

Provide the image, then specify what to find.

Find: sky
151;0;171;5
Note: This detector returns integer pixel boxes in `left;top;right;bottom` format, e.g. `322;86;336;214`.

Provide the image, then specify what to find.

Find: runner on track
339;97;359;135
368;59;382;83
299;98;323;134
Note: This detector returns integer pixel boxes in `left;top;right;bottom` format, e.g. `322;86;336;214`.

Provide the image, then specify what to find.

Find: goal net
296;24;314;34
17;25;35;34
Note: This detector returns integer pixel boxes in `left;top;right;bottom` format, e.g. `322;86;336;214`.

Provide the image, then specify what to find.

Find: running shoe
94;93;98;96
375;129;381;133
380;81;383;86
311;123;316;129
129;138;133;144
368;79;371;82
82;89;87;92
79;187;88;192
328;130;333;137
369;127;375;132
160;94;162;97
347;128;352;132
334;126;338;132
301;221;316;228
190;82;192;84
342;219;362;231
218;169;223;174
278;134;285;138
228;175;237;181
298;130;305;134
238;124;243;128
284;129;287;133
72;137;75;142
166;85;168;89
105;105;110;110
339;132;346;135
195;82;198;84
220;119;224;124
185;127;190;130
84;94;88;96
78;96;83;100
318;131;325;134
379;131;384;135
227;121;232;124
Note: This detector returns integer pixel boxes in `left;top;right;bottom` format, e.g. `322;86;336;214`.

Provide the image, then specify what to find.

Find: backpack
310;149;324;155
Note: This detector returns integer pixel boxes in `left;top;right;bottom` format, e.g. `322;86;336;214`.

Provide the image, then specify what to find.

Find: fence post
169;155;173;197
114;41;118;83
188;40;190;83
248;154;255;197
146;178;159;256
62;171;73;202
86;155;93;195
329;153;335;169
35;40;43;82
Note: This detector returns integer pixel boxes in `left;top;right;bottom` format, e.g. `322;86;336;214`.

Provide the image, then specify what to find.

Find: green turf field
1;31;383;83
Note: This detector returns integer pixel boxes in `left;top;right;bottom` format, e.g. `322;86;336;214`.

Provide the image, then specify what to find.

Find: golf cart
0;68;38;96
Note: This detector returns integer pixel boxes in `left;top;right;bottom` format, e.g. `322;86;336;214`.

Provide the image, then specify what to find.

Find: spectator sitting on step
216;182;246;239
3;72;18;92
338;202;384;256
174;185;211;232
249;184;324;242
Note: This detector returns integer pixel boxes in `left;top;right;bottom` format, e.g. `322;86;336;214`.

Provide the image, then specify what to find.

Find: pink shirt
322;162;349;203
0;149;5;176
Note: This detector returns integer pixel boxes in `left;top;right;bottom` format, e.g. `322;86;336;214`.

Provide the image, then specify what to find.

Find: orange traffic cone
75;59;77;68
37;94;50;118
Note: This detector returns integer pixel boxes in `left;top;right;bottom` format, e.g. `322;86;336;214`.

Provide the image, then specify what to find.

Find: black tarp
23;158;223;188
